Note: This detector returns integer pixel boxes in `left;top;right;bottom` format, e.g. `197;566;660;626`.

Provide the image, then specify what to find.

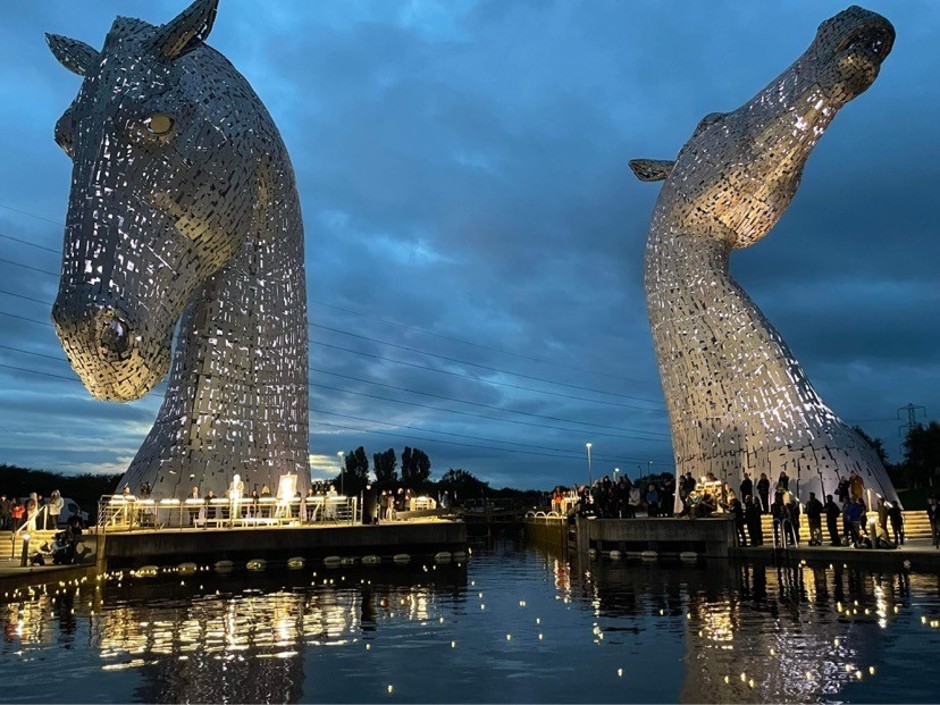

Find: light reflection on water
2;539;940;703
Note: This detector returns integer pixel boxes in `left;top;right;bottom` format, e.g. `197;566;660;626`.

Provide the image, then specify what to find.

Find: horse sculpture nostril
98;315;132;358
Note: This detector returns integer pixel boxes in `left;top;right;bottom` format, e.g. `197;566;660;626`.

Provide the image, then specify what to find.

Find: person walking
805;492;824;546
927;496;940;549
824;494;841;546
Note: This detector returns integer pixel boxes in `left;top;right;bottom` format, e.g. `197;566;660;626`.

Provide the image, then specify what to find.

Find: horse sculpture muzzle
52;285;170;402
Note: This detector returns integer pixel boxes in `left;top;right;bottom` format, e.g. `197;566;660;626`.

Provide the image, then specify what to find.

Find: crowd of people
552;468;939;553
0;490;72;532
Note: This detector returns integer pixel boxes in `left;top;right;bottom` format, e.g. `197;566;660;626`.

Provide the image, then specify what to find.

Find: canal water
2;537;940;703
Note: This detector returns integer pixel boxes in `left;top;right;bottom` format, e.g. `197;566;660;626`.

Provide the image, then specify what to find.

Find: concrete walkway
731;537;940;570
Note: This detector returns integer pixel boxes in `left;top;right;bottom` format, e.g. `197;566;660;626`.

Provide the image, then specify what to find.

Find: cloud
0;0;937;487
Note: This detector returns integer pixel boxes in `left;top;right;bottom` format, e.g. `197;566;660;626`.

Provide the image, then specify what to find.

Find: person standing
845;497;865;545
824;494;841;546
46;490;64;530
927;496;940;549
756;473;771;514
645;484;660;518
739;473;753;503
836;476;850;505
0;495;10;531
730;498;747;546
805;492;824;546
887;501;904;546
744;496;763;546
777;471;790;492
849;471;865;502
26;492;39;532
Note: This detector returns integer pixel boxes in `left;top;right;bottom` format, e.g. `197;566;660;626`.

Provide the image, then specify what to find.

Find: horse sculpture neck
633;6;898;504
126;150;310;500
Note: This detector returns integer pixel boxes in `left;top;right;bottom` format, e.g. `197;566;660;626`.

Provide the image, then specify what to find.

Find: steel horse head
47;0;310;498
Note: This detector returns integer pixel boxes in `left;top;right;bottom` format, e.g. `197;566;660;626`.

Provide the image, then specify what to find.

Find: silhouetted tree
438;468;489;503
373;448;398;488
401;447;431;489
336;446;369;496
902;421;940;489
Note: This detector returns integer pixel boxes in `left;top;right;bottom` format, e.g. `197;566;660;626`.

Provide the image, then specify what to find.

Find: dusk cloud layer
1;0;937;490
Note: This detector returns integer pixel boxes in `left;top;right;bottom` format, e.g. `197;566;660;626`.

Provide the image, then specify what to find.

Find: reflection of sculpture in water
630;7;898;504
46;0;309;499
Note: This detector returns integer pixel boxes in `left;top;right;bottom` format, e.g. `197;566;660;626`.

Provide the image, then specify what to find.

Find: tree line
855;421;940;494
333;446;537;502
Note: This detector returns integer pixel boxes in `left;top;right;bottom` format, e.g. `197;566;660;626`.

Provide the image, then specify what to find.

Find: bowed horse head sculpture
630;7;898;503
47;0;310;498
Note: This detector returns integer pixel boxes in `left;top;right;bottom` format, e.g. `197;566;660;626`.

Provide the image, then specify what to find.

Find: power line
309;296;654;387
0;231;60;254
310;320;662;405
0;284;666;413
310;365;668;438
0;342;669;443
310;380;668;441
0;359;658;466
0;210;654;390
0;236;666;406
0;203;64;227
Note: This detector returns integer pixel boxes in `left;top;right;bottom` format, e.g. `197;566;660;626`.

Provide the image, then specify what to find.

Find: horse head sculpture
630;7;898;504
48;0;310;498
631;5;894;249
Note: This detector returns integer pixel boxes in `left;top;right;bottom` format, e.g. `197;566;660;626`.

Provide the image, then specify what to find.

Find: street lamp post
337;451;345;497
586;443;593;486
614;467;620;483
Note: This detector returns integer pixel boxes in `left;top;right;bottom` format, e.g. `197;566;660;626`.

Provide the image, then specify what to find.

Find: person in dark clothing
756;473;771;514
805;492;824;546
927;496;940;549
730;498;747;546
777;471;790;492
844;498;865;545
836;476;850;505
786;497;801;545
887;501;904;546
739;473;753;504
661;476;676;517
744;496;763;546
824;495;841;546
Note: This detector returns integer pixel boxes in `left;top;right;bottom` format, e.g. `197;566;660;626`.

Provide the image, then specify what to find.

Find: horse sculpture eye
143;113;174;136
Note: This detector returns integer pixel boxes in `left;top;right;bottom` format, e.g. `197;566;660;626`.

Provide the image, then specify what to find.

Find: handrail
96;494;360;532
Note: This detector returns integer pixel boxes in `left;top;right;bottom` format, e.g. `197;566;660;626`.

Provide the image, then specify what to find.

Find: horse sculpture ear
629;159;675;182
153;0;219;60
46;33;100;76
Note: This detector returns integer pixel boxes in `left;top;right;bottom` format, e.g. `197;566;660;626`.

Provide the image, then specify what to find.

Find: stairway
3;530;58;563
755;510;934;544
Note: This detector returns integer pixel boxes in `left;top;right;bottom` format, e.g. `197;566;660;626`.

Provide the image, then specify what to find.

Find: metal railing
9;505;50;560
96;495;359;533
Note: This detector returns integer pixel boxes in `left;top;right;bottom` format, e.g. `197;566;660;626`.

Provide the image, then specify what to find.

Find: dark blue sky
1;1;937;489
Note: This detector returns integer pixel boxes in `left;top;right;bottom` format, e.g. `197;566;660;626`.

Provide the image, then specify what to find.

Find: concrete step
755;511;934;540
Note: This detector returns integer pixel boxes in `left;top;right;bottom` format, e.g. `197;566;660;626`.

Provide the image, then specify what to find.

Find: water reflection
2;545;940;703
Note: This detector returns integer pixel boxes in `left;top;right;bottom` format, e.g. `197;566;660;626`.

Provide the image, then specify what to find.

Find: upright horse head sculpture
630;7;898;503
48;0;310;499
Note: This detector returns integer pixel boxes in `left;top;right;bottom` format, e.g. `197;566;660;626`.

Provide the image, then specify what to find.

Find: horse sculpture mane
630;6;898;504
48;0;310;499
